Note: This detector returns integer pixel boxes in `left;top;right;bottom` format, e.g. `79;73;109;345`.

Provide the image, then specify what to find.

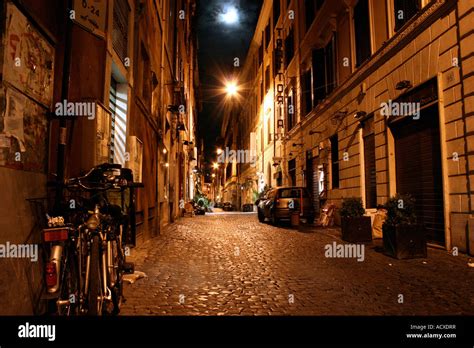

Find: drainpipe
454;3;472;255
54;0;73;214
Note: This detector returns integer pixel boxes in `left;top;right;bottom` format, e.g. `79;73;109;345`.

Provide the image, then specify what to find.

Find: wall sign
274;28;285;141
73;0;107;38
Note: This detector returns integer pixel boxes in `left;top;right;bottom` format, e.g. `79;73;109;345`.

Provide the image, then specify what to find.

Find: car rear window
278;188;309;198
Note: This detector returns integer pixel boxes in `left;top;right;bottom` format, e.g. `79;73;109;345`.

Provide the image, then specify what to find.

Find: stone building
236;0;474;254
0;0;199;314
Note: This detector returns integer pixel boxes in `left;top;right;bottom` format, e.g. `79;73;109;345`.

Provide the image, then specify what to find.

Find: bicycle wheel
58;246;79;315
88;235;103;315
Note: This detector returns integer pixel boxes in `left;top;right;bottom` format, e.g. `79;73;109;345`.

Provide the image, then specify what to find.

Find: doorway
391;104;445;245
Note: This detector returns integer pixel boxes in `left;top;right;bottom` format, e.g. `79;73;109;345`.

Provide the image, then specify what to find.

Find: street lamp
225;81;238;96
217;148;223;155
213;162;219;170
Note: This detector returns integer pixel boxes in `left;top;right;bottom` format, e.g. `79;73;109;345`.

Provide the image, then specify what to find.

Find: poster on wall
72;0;107;38
126;136;143;183
0;85;49;172
95;103;111;165
3;3;55;108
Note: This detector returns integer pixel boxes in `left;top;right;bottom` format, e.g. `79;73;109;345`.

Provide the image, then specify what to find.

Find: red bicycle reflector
43;228;69;242
45;262;57;287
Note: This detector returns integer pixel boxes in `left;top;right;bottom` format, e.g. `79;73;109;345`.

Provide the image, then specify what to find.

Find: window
287;90;295;131
109;77;128;165
312;48;325;106
354;0;371;67
394;0;422;31
276;172;282;186
302;69;312;116
288;159;296;186
274;0;281;26
279;188;309;198
363;117;376;208
226;162;232;180
305;0;324;32
305;0;315;31
140;44;151;107
285;28;294;68
112;0;130;63
265;65;270;94
265;22;271;49
267;117;271;144
109;78;118;163
312;35;337;106
258;43;263;66
260;79;264;103
330;134;339;189
325;36;336;95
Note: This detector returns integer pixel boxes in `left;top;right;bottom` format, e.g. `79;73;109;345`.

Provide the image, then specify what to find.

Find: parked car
256;187;315;224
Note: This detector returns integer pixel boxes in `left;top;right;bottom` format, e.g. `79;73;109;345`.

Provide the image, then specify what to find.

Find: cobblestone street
121;213;474;316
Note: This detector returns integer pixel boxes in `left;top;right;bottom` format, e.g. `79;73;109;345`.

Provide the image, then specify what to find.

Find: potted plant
382;194;427;259
339;197;372;243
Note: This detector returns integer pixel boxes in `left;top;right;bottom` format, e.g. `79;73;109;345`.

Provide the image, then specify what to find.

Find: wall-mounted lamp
354;111;367;120
331;110;348;124
395;80;412;90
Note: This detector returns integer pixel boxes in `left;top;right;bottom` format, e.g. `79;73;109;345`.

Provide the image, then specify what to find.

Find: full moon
220;6;239;25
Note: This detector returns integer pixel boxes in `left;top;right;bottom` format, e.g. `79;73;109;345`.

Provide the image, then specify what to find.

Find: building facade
0;0;199;314
236;0;474;254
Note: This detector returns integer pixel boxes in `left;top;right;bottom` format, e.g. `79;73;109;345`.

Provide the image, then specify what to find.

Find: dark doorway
391;104;445;245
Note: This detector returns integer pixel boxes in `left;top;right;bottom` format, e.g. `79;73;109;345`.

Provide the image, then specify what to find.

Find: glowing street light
217;148;223;155
213;162;219;170
225;81;238;96
212;173;216;178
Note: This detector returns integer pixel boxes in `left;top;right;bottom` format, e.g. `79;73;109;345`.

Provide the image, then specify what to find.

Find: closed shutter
363;117;376;208
312;159;319;212
392;105;445;244
113;0;130;62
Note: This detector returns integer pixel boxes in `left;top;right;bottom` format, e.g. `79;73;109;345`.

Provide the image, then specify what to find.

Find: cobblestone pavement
121;212;474;316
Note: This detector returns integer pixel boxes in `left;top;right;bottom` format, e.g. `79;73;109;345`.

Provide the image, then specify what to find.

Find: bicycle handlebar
47;163;144;192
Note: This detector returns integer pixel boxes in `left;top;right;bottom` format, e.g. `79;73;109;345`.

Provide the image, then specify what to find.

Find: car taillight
43;228;69;242
45;262;57;288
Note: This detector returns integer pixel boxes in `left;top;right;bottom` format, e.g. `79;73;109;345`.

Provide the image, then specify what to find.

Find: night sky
197;0;263;168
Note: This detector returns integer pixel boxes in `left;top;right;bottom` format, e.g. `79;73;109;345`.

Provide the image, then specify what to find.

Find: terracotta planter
383;223;427;259
341;216;372;243
290;212;300;226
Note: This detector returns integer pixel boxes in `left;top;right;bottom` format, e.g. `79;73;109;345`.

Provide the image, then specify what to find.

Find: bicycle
44;163;143;315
